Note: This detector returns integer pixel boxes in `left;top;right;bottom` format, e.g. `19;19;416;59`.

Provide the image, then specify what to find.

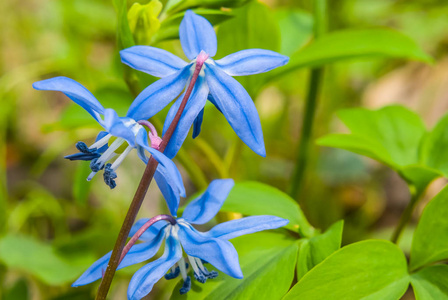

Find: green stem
289;0;327;199
391;192;421;244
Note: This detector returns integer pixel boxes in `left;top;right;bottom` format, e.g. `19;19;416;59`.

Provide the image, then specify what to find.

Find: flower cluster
34;9;289;300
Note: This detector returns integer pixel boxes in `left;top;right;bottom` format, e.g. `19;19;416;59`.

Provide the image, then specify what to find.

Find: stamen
103;164;117;189
89;133;112;149
164;266;180;280
110;146;133;170
179;276;191;295
188;255;206;283
76;142;96;153
89;138;123;173
195;257;218;279
178;257;188;280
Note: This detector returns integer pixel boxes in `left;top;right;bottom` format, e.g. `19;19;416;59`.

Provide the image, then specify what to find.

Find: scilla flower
119;10;289;158
72;179;288;299
33;77;185;213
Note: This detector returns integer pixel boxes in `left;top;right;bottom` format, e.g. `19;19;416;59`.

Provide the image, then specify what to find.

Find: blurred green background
1;0;447;299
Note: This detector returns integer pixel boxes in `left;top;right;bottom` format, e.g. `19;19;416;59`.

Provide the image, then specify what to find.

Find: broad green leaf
0;235;86;285
215;1;280;96
284;240;410;300
221;181;315;237
275;9;313;56
411;265;448;300
420;113;448;177
317;105;439;194
127;0;163;45
296;220;343;279
268;29;432;81
170;231;298;300
410;185;448;271
3;279;29;300
156;9;232;42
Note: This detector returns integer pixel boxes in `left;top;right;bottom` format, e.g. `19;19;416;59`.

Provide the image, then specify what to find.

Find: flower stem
391;192;421;244
289;0;327;200
119;214;176;265
95;56;207;300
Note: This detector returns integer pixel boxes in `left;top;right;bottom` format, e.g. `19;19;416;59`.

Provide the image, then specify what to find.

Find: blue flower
120;10;289;158
72;179;289;299
33;77;185;214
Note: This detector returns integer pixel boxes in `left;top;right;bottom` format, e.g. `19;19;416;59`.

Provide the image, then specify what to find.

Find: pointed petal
215;49;289;76
192;108;204;138
126;66;191;121
179;10;217;60
72;230;165;287
120;46;188;78
33;77;105;123
205;216;289;240
162;76;209;158
205;63;266;156
130;218;168;242
128;234;182;300
135;129;186;207
103;110;136;147
182;179;234;225
178;223;243;279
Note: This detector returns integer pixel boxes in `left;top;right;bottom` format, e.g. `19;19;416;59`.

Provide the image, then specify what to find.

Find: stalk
391;192;421;244
95;54;207;299
289;0;327;199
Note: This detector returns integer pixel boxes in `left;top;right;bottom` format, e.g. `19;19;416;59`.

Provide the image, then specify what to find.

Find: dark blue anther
103;163;117;189
179;276;191;295
76;141;97;153
90;158;103;172
164;267;180;280
205;270;218;279
194;273;207;284
64;152;100;161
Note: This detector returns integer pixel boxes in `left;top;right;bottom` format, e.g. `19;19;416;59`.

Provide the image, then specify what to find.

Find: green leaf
220;181;315;237
0;235;86;285
410;185;448;271
284;240;410;300
3;279;29;300
275;9;313;56
170;231;298;300
420;113;448;178
411;265;448;300
215;0;280;96
268;28;432;81
318;105;439;194
113;0;135;49
296;220;343;279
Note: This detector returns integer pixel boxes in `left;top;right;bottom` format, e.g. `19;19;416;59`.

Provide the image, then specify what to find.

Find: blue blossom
33;77;185;214
72;179;289;299
120;10;289;158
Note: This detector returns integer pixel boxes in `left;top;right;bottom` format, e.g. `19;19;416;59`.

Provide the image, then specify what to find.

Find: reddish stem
95;53;208;300
118;214;176;265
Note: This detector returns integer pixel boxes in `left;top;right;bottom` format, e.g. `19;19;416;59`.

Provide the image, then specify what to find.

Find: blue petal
126;66;191;121
154;169;180;217
162;76;209;158
178;223;243;279
130;218;168;242
33;77;105;123
214;49;289;76
120;46;188;78
192;108;204;139
128;233;182;300
205;216;289;240
205;63;266;157
72;229;166;287
179;10;217;60
103;109;136;147
135;129;186;203
182;179;234;225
